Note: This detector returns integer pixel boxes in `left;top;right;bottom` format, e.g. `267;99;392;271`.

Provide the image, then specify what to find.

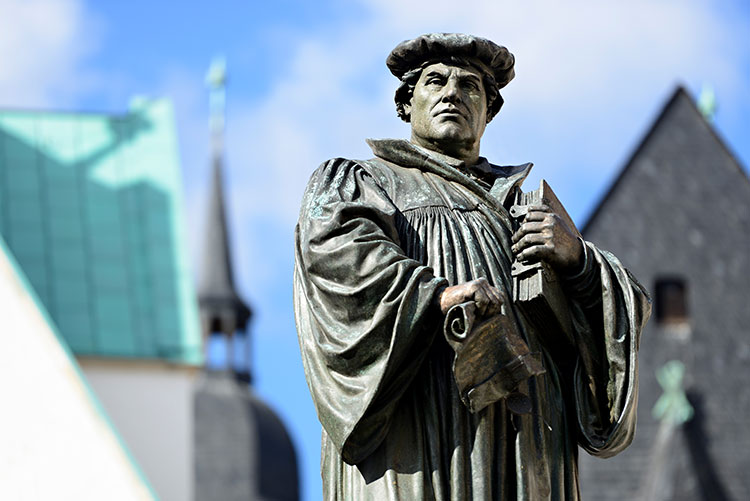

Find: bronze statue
294;33;651;500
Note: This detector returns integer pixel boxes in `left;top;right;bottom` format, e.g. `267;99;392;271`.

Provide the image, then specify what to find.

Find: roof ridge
582;85;749;234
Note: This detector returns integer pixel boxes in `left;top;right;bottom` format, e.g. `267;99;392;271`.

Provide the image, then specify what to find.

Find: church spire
198;56;252;379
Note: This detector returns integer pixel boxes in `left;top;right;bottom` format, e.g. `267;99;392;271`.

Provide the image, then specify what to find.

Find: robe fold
293;139;651;500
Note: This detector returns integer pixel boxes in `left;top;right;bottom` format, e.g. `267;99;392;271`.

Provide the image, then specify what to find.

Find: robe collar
366;138;532;208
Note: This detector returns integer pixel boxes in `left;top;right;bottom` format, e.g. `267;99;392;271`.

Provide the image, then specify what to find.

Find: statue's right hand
439;278;505;317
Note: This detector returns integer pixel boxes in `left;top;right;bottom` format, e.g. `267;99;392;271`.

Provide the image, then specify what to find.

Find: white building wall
80;359;197;501
0;243;154;501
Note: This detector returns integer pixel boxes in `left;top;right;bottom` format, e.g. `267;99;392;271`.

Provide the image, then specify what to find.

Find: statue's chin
412;122;478;159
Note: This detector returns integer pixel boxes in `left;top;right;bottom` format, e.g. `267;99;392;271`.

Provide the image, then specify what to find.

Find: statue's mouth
435;108;466;120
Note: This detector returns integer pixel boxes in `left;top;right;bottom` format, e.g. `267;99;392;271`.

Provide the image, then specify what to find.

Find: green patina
0;98;201;365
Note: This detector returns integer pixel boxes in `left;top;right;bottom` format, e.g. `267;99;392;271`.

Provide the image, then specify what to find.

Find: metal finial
697;84;717;122
206;56;227;153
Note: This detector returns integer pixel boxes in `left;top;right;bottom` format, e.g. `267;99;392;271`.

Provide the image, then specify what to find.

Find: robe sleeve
293;158;448;464
565;241;651;458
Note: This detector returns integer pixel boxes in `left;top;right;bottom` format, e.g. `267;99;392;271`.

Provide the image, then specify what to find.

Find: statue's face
407;62;488;155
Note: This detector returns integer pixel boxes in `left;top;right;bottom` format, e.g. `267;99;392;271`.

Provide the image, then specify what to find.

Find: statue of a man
294;33;650;500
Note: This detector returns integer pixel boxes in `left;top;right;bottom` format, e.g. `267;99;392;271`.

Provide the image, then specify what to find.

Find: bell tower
197;56;252;381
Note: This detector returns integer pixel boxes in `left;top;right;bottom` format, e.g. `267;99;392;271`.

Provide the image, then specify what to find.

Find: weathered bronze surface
294;33;651;500
444;301;546;413
510;179;581;356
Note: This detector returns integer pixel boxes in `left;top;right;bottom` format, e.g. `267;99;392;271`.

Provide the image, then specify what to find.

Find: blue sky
1;1;748;500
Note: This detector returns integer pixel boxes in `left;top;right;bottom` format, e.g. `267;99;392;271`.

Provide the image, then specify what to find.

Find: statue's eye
462;80;479;91
425;76;445;86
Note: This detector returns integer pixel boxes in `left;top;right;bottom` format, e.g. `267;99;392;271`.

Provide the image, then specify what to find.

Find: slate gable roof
582;86;749;235
579;86;750;500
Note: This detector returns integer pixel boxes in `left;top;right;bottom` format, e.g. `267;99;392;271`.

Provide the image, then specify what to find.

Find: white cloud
361;0;747;171
180;0;746;323
157;66;212;272
164;0;748;309
218;0;747;234
0;0;98;108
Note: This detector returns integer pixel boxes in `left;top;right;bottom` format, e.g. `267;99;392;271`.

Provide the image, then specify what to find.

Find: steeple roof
197;155;251;337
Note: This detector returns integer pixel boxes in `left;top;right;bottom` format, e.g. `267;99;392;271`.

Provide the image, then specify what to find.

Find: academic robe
293;138;651;500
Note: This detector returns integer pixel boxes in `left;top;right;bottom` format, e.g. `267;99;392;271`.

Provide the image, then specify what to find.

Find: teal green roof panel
0;99;201;365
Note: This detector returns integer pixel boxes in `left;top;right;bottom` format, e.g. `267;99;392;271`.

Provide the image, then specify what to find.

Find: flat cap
386;33;515;89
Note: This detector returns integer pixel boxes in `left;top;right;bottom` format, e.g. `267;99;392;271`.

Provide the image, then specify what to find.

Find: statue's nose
441;79;461;103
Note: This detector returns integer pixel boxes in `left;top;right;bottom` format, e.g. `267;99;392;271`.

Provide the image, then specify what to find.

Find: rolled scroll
444;302;545;413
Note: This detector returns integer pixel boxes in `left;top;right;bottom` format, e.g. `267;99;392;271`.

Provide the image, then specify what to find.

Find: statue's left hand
511;204;583;272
